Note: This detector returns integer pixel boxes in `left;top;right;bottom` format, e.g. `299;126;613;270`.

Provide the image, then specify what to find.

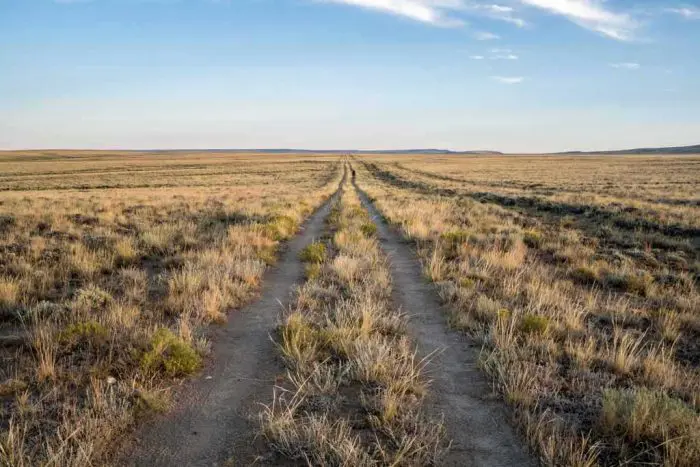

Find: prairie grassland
259;180;445;465
0;151;342;466
354;154;700;466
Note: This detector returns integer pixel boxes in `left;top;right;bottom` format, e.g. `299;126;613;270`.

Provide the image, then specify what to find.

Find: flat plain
0;151;698;466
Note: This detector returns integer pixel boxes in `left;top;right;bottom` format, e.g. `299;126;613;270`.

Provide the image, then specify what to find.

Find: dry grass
0;151;343;466
353;154;700;467
259;176;446;465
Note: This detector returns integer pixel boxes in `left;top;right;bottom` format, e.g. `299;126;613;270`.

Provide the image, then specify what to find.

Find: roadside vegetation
353;155;700;466
0;151;342;466
259;178;446;465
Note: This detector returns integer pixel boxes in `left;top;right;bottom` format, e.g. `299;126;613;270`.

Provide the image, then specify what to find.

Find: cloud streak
493;76;524;84
665;7;700;19
321;1;640;41
474;30;500;39
324;0;466;26
610;62;640;70
518;0;637;40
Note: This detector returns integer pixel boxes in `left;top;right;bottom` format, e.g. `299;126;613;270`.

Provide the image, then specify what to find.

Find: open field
0;151;698;466
353;154;700;466
0;151;342;465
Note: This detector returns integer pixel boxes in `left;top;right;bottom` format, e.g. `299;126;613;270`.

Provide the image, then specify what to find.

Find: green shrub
300;241;327;264
440;230;470;245
360;222;377;237
519;314;550;335
264;215;298;240
59;320;109;348
141;328;201;377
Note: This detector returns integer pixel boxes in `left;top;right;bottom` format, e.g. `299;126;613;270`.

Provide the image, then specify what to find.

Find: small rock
106;376;117;385
205;376;213;380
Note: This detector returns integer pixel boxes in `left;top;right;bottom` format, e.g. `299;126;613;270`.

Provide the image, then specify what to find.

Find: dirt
353;177;536;467
118;178;344;467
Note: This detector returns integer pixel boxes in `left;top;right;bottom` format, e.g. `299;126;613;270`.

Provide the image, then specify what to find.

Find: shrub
519;314;550;335
72;286;114;316
440;230;470;245
141;328;201;377
264;215;298;240
300;242;327;264
360;222;377;237
59;320;109;349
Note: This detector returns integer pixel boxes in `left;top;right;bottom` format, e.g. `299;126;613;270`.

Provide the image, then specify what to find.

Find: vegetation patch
299;241;327;264
141;328;202;377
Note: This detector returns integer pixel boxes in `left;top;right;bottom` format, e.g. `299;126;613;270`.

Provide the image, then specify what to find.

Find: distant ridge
557;144;700;155
145;148;503;155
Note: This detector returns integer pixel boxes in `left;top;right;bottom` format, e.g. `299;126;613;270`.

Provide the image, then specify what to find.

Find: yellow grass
353;153;700;467
0;151;343;466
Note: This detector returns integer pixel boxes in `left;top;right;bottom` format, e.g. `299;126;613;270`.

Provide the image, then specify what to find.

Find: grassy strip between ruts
259;177;447;465
354;159;700;467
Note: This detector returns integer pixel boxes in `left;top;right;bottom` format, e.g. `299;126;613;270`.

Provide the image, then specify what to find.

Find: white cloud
610;62;640;70
665;7;700;19
324;0;467;26
492;76;524;83
474;31;500;40
518;0;637;40
469;55;485;59
471;3;528;27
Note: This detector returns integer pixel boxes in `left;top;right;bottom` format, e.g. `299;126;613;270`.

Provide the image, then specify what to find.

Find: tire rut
119;174;346;467
352;176;536;467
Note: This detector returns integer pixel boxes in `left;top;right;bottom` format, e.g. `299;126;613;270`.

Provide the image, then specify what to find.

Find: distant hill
184;149;503;155
559;144;700;155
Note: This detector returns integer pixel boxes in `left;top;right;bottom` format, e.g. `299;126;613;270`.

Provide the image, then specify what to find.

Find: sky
1;0;699;152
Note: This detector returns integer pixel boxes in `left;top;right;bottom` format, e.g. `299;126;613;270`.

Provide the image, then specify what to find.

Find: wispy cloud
518;0;637;41
492;76;524;84
469;55;485;59
491;53;518;59
665;6;700;19
474;31;500;40
470;3;528;27
324;0;466;26
610;62;640;70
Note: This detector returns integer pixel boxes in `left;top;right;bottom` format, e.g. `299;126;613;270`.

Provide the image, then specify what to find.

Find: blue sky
1;0;699;152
